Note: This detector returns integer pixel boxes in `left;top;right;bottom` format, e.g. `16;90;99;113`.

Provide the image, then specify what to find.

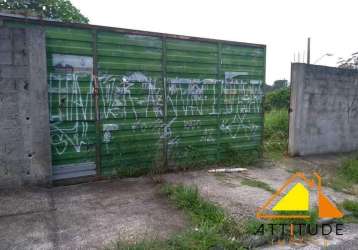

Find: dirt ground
1;154;357;249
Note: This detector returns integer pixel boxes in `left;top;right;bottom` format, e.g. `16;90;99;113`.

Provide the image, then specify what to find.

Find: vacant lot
2;153;357;249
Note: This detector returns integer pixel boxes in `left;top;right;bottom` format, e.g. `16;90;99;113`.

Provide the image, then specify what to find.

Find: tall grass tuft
264;109;289;158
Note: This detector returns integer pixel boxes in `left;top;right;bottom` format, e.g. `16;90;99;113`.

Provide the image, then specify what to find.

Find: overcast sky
71;0;358;85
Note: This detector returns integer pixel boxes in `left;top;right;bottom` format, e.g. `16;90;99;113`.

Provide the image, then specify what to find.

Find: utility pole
307;37;311;64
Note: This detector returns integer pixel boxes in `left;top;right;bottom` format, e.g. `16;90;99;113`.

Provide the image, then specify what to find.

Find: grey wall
289;63;358;156
0;27;51;188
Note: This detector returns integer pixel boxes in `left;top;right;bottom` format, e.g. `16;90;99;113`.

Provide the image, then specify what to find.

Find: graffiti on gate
49;56;263;156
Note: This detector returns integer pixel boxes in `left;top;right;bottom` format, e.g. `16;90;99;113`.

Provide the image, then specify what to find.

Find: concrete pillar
0;27;51;188
289;63;358;156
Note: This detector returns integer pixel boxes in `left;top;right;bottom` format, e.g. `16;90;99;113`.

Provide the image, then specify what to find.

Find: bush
342;200;358;217
264;109;289;157
340;156;358;184
264;87;290;111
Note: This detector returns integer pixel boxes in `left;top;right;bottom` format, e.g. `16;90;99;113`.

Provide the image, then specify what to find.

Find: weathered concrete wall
0;27;51;188
289;63;358;156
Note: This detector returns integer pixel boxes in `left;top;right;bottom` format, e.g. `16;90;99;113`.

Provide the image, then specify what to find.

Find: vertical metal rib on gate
92;29;102;176
162;36;168;168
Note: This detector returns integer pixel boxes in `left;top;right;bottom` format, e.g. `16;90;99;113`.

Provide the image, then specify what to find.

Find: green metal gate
3;17;265;180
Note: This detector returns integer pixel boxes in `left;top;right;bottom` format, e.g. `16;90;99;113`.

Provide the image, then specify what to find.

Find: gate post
92;29;102;176
162;36;168;168
215;42;222;162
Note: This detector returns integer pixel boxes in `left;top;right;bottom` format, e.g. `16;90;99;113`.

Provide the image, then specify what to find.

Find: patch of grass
241;179;275;193
337;200;358;223
329;154;358;194
342;200;358;217
263;109;289;160
264;87;290;112
163;185;243;239
114;184;323;249
163;185;227;226
241;218;264;235
340;156;358;183
115;185;245;250
337;216;358;224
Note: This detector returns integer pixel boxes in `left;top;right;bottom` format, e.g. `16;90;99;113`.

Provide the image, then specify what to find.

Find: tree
338;52;358;70
272;79;288;90
0;0;89;23
264;79;289;93
264;87;290;111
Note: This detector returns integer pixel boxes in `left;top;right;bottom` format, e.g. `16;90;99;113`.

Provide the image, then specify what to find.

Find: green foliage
264;109;289;159
264;109;289;139
114;184;323;249
329;154;358;194
339;156;358;183
163;185;229;228
0;0;89;23
262;86;290;160
264;87;290;111
163;185;244;249
264;80;289;93
342;200;358;217
116;184;245;250
241;179;275;193
272;80;288;89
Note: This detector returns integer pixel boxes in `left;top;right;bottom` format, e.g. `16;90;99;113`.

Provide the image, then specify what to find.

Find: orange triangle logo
256;172;344;220
318;192;343;218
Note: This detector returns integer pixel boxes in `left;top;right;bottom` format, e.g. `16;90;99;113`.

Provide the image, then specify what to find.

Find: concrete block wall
0;27;51;188
289;63;358;156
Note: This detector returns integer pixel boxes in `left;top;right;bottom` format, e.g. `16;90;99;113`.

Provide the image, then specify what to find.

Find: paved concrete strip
0;178;187;249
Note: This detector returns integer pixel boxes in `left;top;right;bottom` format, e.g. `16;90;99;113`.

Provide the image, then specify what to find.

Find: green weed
263;109;289;160
241;179;275;193
114;184;245;250
342;200;358;217
329;154;358;194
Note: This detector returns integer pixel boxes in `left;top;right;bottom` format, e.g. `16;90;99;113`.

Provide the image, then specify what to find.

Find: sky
71;0;358;85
